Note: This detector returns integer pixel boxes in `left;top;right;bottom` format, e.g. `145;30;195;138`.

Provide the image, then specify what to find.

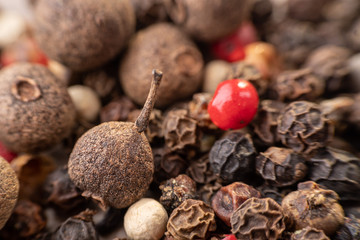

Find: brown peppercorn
166;199;216;240
277;101;334;153
308;147;360;201
163;109;198;151
120;23;203;108
101;96;138;123
0;200;46;239
188;93;217;130
164;0;250;42
252;100;286;146
128;108;164;143
256;147;308;187
11;154;56;202
0;156;19;229
269;68;325;102
282;181;345;236
68;70;162;209
230;197;286;240
304;45;352;93
0;63;76;153
159;174;197;212
34;0;135;72
153;147;188;183
52;209;98;240
211;182;261;226
320;96;354;127
186;154;217;185
43;167;86;210
226;61;268;97
291;226;330;240
256;184;292;205
209;131;257;183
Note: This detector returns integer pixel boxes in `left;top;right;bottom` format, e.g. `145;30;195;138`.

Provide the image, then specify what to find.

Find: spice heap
0;0;360;239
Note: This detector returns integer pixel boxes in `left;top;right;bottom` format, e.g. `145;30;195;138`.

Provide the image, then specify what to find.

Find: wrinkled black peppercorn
209;131;257;183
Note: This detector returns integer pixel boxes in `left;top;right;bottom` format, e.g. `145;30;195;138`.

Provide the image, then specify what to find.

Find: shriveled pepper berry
208;79;259;130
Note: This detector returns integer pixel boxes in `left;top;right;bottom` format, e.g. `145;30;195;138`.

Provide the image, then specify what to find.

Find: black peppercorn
256;147;308;187
277;101;334;153
52;210;98;240
209;131;257;183
269;68;325;102
159;174;197;212
308;147;360;201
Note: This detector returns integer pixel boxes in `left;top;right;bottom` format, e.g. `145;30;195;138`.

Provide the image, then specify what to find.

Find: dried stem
135;69;163;133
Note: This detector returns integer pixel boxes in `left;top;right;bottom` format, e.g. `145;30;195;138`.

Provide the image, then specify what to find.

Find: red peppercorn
0;141;17;163
211;21;258;62
222;234;237;240
208;79;259;130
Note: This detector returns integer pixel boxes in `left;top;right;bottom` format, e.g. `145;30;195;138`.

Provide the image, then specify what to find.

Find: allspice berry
0;156;19;229
164;0;250;42
34;0;135;72
0;63;76;153
68;70;163;209
120;23;203;108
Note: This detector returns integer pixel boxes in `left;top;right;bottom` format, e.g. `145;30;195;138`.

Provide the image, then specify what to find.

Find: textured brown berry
53;210;98;240
230;197;286;240
159;174;197;212
304;45;352;93
164;0;250;42
256;147;308;187
282;181;345;236
0;157;19;229
211;182;261;226
252;100;286;146
166;199;216;240
269;68;325;102
68;70;162;209
120;23;203;108
163;109;198;151
0;200;46;239
277;101;334;153
186;154;217;185
34;0;135;71
0;63;76;153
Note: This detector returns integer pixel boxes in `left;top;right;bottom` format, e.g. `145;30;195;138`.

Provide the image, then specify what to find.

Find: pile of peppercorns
0;0;360;239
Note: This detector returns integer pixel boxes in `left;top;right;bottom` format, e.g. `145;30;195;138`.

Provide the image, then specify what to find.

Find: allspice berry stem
135;69;163;133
